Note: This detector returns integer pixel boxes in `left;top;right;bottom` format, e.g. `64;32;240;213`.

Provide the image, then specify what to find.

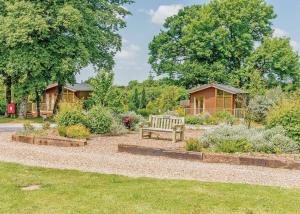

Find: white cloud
148;4;184;25
291;41;300;53
115;40;140;60
273;27;300;53
273;27;289;38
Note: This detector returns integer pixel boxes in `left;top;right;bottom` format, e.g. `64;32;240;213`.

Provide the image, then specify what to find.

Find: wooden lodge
29;83;93;117
183;83;247;118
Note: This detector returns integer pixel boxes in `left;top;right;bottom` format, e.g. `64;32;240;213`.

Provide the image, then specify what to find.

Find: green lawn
0;116;53;124
1;162;300;213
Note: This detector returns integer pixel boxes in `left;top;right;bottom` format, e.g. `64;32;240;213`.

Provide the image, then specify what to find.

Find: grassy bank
1;162;300;213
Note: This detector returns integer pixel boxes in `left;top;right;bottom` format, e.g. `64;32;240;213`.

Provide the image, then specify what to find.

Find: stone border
118;144;300;170
12;135;87;147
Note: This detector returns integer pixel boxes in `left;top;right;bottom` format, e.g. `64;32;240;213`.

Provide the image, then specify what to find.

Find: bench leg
139;129;143;140
172;131;176;143
180;131;185;141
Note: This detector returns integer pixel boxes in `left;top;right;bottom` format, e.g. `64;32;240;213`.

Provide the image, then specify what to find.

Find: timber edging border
12;135;87;147
118;144;300;170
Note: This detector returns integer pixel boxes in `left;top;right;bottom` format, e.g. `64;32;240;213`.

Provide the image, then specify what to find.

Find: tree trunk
53;83;64;114
18;95;28;119
35;89;41;117
5;76;12;104
4;76;12;117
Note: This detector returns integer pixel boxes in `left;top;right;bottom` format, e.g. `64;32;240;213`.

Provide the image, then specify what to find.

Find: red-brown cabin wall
190;87;216;114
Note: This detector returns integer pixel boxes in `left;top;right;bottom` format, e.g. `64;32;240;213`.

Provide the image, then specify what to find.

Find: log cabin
185;83;247;118
29;83;93;117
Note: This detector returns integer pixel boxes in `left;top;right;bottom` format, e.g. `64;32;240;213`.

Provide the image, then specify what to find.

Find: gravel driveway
1;131;300;188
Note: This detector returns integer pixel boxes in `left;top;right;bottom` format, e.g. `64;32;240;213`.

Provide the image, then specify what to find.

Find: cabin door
46;94;49;111
194;96;205;115
198;97;205;113
51;94;55;111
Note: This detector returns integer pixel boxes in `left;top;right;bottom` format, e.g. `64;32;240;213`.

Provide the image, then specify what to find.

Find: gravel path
1;131;300;188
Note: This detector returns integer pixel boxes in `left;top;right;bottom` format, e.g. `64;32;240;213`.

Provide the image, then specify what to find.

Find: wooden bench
140;115;185;143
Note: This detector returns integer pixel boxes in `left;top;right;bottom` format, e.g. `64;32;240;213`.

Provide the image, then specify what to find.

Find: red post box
7;103;16;114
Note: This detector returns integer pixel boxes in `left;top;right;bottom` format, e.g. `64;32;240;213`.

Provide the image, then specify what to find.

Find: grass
0;116;53;124
1;162;300;214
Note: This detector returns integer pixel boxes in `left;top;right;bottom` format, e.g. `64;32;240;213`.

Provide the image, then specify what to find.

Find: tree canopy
0;0;132;116
149;0;300;91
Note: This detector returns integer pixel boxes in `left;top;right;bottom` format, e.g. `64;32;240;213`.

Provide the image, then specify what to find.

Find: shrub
86;106;114;134
65;125;91;139
200;125;299;154
120;112;146;131
247;87;283;123
54;108;85;127
42;122;51;130
58;126;67;137
137;108;151;117
185;138;202;152
83;99;95;110
210;111;236;125
23;121;34;132
215;139;252;153
110;121;128;136
267;100;300;142
175;106;186;117
185;115;204;125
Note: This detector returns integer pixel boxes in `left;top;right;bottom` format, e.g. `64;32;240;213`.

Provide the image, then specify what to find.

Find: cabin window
216;89;232;112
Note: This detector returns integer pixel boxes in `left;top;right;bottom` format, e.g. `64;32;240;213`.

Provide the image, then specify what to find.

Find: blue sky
77;0;300;86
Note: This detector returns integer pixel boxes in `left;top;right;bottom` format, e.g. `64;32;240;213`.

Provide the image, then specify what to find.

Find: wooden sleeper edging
12;135;87;147
118;144;300;170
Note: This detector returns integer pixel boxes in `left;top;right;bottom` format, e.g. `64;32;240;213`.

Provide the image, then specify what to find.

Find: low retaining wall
12;135;87;147
118;144;300;170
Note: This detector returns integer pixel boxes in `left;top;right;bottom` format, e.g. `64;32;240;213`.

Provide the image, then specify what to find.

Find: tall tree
129;88;140;111
91;69;114;107
0;0;133;116
139;87;147;109
149;0;276;88
243;37;300;91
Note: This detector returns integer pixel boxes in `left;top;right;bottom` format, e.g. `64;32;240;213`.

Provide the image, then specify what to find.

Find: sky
76;0;300;86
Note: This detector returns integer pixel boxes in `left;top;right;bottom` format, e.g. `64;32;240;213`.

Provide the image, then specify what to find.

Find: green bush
23;121;34;132
208;111;235;125
185;138;202;152
110;121;128;136
247;87;283;123
42;122;51;130
120;111;146;131
185;115;204;125
267;100;300;142
137;108;150;117
215;139;252;153
58;126;67;137
54;109;86;127
65;125;91;139
83;99;95;110
86;106;114;134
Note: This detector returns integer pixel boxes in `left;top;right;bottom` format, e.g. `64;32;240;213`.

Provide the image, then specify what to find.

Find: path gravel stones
1;131;300;188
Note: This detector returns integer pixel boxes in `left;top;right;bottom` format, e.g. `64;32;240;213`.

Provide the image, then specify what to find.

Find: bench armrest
140;121;151;128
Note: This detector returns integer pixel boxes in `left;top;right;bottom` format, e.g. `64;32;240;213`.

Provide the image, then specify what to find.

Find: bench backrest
149;115;185;130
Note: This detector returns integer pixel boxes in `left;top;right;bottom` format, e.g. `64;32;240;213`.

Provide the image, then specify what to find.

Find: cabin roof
189;83;246;95
46;83;94;92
